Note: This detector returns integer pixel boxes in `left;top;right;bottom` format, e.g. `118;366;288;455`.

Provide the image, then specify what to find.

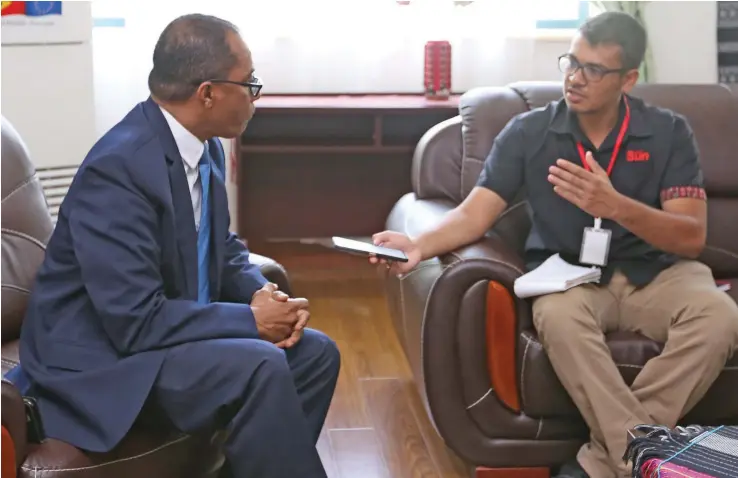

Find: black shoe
555;460;590;478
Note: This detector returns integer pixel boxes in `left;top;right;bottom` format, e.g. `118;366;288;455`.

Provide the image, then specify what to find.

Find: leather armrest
2;379;27;469
386;192;532;331
417;236;536;458
446;233;532;331
446;233;524;270
382;194;538;461
411;116;463;203
249;252;292;297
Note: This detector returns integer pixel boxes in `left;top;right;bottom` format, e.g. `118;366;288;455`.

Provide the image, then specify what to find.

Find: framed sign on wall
1;1;90;45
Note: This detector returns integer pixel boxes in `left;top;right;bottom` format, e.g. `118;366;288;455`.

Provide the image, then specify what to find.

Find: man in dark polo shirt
371;11;738;478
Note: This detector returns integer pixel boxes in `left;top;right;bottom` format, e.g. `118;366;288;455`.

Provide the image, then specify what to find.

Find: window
394;0;588;29
535;0;590;29
93;1;591;31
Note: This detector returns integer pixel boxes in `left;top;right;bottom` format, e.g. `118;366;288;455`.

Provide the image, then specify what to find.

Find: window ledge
506;28;575;42
531;28;576;42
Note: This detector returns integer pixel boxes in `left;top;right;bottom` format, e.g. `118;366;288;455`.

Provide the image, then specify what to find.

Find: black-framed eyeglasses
558;54;627;83
196;76;263;97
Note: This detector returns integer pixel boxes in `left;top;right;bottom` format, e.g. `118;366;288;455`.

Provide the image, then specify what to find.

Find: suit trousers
153;328;340;478
532;260;738;478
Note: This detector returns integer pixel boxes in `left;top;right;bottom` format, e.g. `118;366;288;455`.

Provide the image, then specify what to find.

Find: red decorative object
1;1;25;16
424;40;452;100
659;185;707;203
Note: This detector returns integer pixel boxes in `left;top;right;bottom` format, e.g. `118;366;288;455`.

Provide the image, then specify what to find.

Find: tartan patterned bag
623;424;738;477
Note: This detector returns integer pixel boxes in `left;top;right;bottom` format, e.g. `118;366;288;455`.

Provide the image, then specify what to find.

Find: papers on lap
514;253;601;299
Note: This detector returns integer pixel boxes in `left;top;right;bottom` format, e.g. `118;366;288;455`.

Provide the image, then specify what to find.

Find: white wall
1;1;96;170
645;0;718;84
0;1;721;230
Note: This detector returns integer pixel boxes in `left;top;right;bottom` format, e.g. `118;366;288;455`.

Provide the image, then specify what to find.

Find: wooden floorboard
259;242;471;478
329;428;391;478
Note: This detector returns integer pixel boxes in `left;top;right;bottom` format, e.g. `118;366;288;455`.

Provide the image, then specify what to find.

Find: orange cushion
2;425;17;478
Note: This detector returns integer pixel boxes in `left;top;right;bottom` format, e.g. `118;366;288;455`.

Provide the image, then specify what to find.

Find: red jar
424;40;452;100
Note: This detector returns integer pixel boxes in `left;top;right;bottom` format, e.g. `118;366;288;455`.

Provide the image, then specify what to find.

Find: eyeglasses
196;76;263;97
558;54;627;83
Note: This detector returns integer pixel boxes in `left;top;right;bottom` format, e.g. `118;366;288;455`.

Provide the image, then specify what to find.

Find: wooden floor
261;241;471;478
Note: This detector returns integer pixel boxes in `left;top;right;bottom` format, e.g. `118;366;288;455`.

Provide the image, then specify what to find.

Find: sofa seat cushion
20;424;225;478
1;341;20;375
2;341;226;478
517;329;738;424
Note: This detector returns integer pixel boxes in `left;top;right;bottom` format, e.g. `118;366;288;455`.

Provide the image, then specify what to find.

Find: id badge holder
579;218;612;267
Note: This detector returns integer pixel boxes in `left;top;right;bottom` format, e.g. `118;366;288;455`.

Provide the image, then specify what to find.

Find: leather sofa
1;115;293;478
382;82;738;477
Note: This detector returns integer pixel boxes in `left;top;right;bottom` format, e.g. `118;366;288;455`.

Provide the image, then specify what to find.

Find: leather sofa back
1;116;54;345
411;82;738;277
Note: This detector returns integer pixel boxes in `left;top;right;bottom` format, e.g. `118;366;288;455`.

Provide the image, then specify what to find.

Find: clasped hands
251;282;309;349
547;151;624;219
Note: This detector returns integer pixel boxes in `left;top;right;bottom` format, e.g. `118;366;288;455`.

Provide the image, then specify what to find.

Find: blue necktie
197;150;212;304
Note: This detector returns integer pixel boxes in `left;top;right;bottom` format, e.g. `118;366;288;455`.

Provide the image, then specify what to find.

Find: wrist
609;192;632;223
411;236;428;261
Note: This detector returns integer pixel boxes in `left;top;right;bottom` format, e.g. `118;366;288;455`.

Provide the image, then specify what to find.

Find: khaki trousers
532;260;738;478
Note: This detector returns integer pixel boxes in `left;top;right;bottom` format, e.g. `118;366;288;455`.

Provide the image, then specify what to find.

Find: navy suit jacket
11;98;268;452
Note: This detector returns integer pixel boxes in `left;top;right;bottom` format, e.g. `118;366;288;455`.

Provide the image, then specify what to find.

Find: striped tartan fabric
718;2;738;84
623;425;738;477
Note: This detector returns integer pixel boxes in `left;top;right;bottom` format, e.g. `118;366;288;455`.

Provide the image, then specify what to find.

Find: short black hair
148;14;240;102
579;11;647;71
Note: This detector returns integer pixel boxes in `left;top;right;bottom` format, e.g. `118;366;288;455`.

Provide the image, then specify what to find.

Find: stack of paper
514;253;601;299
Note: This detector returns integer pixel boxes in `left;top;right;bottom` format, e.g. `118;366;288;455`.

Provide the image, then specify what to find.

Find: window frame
93;0;590;30
535;0;589;29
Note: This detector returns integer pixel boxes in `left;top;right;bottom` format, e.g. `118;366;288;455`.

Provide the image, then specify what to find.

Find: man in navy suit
8;13;340;478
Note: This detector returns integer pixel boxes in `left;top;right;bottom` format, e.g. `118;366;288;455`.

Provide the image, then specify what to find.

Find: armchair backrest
411;82;738;277
1;116;54;345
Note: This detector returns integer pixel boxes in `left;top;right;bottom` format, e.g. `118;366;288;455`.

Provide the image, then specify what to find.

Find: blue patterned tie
197;149;212;304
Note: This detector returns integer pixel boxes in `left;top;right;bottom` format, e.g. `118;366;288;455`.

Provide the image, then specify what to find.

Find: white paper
514;253;601;299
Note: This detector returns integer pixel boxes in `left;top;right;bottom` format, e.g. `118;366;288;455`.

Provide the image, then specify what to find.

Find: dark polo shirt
477;94;706;287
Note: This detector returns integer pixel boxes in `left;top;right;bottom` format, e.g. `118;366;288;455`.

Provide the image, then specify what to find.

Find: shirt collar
548;93;653;139
159;106;206;170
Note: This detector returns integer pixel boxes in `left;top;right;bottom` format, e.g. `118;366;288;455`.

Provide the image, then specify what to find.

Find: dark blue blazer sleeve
68;155;261;354
220;232;269;302
211;139;269;303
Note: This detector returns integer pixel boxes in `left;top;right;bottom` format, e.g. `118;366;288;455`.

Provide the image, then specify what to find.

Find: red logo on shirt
627;150;650;162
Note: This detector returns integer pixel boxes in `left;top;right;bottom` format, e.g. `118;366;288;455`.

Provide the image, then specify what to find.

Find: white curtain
91;0;545;136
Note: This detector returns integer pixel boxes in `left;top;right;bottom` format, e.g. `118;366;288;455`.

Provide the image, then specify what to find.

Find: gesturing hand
548;152;623;219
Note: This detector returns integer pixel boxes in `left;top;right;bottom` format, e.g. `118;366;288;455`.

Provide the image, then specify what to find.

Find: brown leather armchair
1;115;293;478
382;82;738;477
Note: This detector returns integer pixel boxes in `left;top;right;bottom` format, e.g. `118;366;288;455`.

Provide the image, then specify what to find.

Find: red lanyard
576;97;631;177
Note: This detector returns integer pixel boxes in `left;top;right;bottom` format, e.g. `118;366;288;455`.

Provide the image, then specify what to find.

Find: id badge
579;221;611;267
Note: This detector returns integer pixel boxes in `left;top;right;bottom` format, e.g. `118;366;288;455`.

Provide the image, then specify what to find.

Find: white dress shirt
159;107;207;230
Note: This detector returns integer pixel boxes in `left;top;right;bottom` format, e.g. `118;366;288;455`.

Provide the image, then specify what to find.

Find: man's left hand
251;283;310;348
548;151;623;219
275;308;309;349
269;288;310;349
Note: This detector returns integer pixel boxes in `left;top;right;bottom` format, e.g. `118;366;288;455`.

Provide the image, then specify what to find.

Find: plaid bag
623;424;738;477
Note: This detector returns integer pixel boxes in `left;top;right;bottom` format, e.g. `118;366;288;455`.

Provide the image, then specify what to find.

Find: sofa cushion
458;87;529;199
19;427;225;478
518;327;738;424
